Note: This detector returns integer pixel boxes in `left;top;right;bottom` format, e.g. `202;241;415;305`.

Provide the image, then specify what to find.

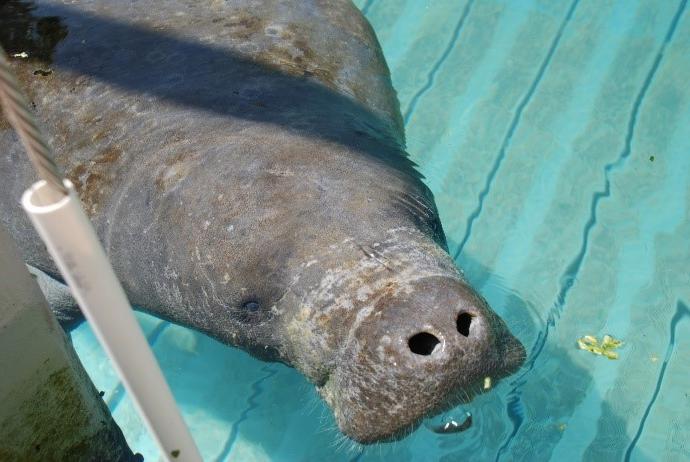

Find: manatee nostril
456;312;473;337
408;332;441;356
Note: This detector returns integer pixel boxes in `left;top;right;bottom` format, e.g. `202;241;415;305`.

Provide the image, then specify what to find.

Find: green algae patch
0;366;136;461
577;334;623;360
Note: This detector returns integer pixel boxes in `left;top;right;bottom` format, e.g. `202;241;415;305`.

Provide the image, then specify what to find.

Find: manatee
0;0;525;443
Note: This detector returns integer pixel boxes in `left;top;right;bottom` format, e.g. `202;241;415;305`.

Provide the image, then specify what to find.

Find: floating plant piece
577;334;623;360
601;335;622;349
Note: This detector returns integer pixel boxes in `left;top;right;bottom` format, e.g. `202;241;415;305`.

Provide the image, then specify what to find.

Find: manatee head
323;277;525;443
283;228;525;444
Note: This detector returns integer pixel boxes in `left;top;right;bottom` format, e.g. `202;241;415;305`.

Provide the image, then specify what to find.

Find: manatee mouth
319;371;504;444
317;325;526;444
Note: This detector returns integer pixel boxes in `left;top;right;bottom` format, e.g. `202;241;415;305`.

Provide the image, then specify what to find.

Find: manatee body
0;0;525;443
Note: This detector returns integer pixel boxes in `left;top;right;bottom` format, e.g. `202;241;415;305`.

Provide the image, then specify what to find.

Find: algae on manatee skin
577;334;623;360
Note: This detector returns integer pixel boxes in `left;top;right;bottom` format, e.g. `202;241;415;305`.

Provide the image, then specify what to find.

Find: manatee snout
319;275;525;444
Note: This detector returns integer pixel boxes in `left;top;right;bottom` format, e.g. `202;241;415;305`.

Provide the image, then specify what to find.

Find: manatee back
1;0;403;141
0;0;408;275
211;0;405;138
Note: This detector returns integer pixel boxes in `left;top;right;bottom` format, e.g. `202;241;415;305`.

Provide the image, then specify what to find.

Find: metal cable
0;46;67;195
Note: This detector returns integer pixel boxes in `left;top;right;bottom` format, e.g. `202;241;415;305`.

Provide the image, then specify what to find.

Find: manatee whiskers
312;394;336;428
295;379;324;417
328;427;364;455
316;419;338;436
306;394;326;417
503;342;529;362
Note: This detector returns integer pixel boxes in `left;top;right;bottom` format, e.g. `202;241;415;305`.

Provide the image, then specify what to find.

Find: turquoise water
72;0;690;460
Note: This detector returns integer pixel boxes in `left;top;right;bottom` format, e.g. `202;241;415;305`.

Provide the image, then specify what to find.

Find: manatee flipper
26;265;84;329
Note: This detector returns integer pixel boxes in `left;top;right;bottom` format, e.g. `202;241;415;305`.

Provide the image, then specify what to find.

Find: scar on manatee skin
358;244;395;272
33;68;53;76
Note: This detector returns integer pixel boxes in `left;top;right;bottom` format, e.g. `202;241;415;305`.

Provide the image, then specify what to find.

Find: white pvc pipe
22;180;202;462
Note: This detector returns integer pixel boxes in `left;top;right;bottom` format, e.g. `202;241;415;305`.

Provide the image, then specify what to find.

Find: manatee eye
242;300;260;312
236;299;274;324
235;299;262;323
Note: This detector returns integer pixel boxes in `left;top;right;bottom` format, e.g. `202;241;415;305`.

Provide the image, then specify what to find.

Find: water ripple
216;365;279;462
453;0;580;261
402;0;475;125
624;301;690;461
349;449;365;462
361;0;375;16
496;0;688;458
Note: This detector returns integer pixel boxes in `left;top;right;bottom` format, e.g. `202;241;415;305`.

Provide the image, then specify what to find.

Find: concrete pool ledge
0;224;136;461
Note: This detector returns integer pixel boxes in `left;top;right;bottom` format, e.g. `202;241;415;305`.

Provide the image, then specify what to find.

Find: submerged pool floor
73;0;690;460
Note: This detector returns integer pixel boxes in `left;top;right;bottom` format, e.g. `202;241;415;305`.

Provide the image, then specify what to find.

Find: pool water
72;0;690;460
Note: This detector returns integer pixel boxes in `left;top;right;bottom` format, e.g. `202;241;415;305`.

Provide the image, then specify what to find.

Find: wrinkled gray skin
0;0;525;443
